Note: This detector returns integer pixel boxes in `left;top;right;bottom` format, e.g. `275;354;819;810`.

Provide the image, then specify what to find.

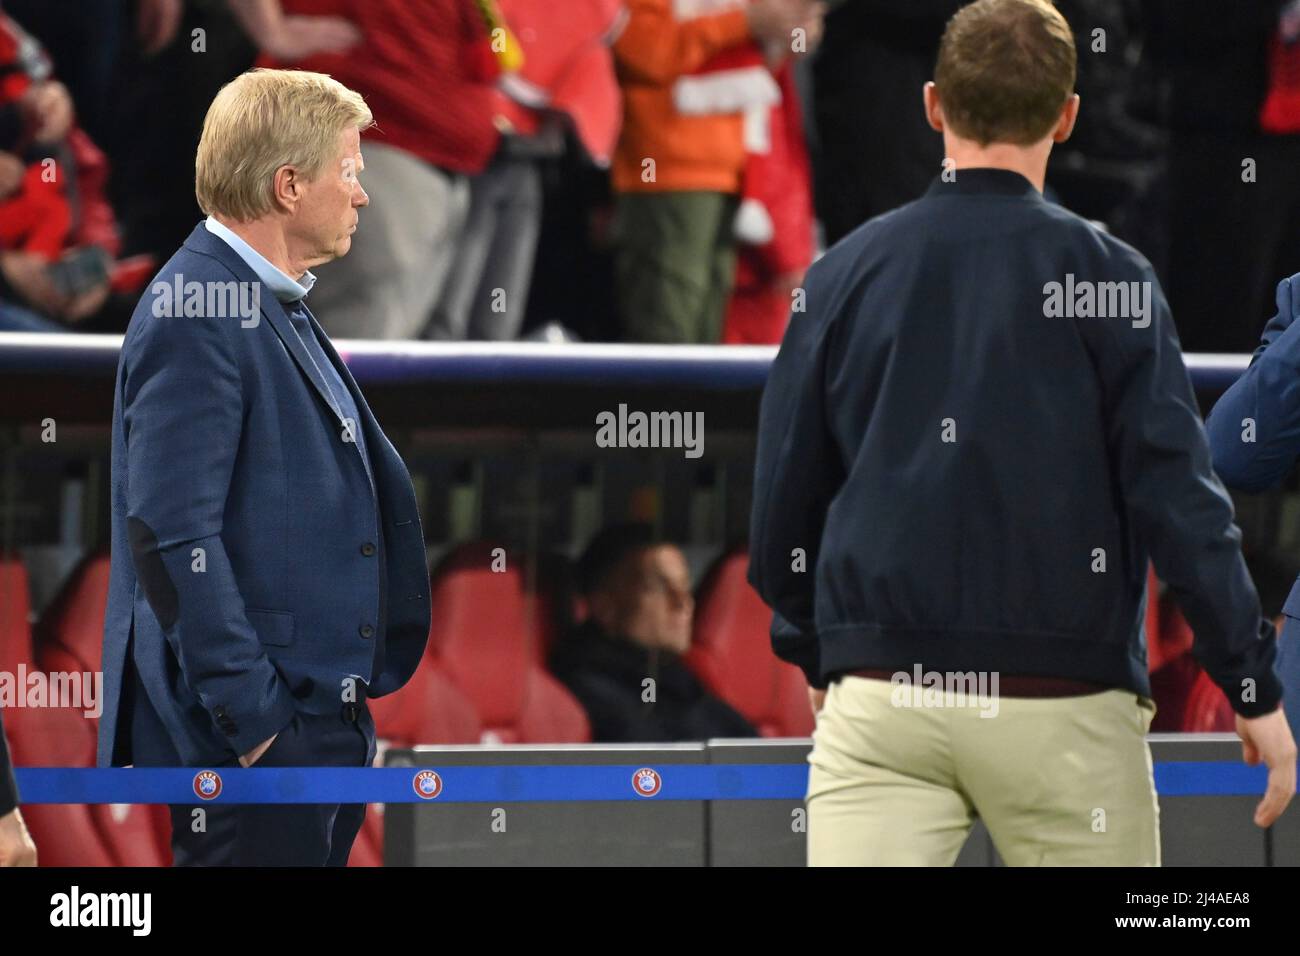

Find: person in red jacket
0;10;126;330
722;50;816;344
424;0;623;342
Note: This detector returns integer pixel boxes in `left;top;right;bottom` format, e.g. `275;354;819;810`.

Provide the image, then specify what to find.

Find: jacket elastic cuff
1227;672;1284;719
770;617;823;689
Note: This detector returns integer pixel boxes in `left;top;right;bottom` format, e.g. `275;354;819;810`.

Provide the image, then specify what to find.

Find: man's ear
1052;93;1081;143
272;164;301;211
923;81;945;133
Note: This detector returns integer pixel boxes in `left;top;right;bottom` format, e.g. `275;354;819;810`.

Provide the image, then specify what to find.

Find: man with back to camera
749;0;1296;866
98;68;432;866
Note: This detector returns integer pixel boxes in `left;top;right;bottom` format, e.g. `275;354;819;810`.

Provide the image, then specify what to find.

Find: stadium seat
1182;667;1237;733
1144;565;1159;669
35;551;110;675
8;710;118;867
1149;651;1235;733
31;552;171;865
370;653;482;746
92;802;172;867
33;549;109;755
360;643;485;866
427;542;590;743
1148;572;1237;732
685;548;815;738
1150;585;1196;674
0;555;33;674
0;557;104;863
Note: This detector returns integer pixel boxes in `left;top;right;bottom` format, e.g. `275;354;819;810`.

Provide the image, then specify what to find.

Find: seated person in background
551;523;758;742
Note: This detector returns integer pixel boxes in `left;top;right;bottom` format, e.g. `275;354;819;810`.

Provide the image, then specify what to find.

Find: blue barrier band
9;762;1276;804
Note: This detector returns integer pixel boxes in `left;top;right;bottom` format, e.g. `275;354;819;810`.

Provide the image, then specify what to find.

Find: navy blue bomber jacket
749;168;1281;716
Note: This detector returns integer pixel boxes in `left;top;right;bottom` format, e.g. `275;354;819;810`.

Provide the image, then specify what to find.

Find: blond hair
195;68;373;220
934;0;1076;146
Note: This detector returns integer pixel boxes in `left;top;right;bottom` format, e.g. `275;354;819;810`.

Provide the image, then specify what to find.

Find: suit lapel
183;223;348;432
260;296;348;427
183;223;379;492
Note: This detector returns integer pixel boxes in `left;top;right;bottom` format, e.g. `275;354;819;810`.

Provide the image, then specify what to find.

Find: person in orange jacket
609;0;822;343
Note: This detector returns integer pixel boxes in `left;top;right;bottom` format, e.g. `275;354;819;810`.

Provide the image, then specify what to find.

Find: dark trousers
126;660;376;866
612;191;740;344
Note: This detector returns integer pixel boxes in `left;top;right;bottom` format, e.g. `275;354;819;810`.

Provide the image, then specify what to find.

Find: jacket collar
179;222;361;461
925;166;1041;199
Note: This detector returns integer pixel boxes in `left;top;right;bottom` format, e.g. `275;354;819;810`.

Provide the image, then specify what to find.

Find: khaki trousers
806;676;1160;866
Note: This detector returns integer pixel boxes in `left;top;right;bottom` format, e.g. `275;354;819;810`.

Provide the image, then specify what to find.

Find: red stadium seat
1149;651;1235;733
33;554;170;866
5;689;118;866
685;548;815;738
92;802;172;867
33;550;109;757
370;655;481;745
1150;587;1196;674
36;552;110;675
361;657;485;867
1143;565;1159;670
0;555;154;866
0;555;33;673
427;542;589;743
1182;667;1237;733
11;703;169;866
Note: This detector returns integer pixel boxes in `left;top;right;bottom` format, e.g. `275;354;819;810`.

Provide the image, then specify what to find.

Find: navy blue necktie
286;300;340;415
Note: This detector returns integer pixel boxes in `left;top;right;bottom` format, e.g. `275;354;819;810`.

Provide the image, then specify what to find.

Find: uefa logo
193;770;222;800
631;767;662;798
412;769;443;800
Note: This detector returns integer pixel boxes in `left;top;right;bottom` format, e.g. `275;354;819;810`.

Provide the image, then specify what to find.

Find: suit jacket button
360;542;376;556
359;624;374;638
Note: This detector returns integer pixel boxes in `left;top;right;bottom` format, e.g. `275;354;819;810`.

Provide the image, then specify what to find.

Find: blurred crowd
1;0;1299;352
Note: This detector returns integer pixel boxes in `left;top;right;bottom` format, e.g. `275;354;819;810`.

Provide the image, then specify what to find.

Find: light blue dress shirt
204;215;316;304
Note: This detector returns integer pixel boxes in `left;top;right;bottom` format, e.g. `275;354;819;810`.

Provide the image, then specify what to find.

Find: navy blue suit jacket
98;223;431;767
